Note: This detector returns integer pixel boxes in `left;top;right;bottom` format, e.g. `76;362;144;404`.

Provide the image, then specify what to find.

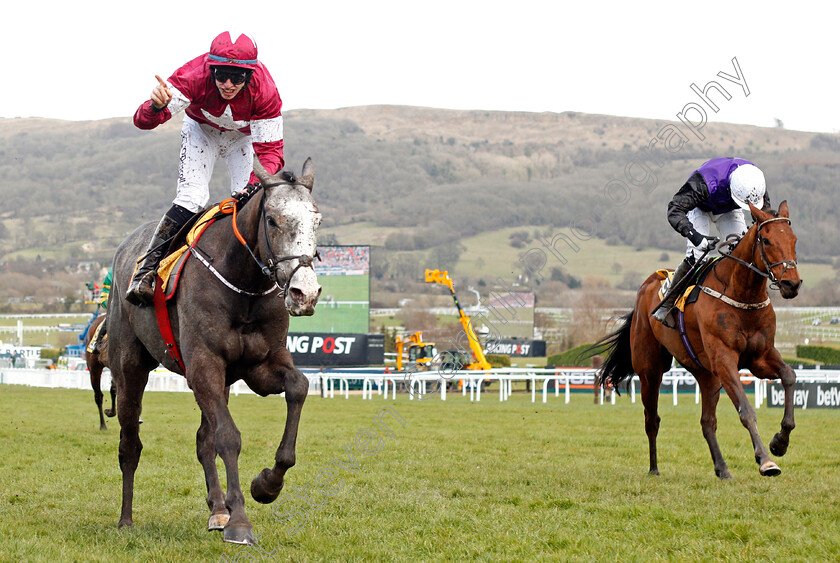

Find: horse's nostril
289;287;304;301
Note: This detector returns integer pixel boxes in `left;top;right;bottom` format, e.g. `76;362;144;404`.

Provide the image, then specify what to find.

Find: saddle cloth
85;319;107;354
655;257;720;313
157;204;224;299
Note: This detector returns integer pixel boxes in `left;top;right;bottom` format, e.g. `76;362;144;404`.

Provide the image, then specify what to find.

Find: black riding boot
125;205;195;305
652;257;694;328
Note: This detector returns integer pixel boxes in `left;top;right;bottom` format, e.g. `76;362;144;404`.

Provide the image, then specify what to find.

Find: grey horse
107;158;321;545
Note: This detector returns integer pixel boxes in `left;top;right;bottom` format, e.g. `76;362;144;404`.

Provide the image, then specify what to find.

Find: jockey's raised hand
128;31;285;305
151;75;172;110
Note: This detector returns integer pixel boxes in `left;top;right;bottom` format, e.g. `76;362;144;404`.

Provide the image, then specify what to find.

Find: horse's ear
299;157;315;192
749;201;767;223
778;200;790;218
253;156;272;185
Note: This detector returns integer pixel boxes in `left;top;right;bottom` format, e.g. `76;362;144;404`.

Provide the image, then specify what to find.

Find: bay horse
107;158;321;545
84;314;116;430
597;201;801;479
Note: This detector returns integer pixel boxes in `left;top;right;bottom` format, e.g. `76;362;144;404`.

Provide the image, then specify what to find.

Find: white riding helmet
729;164;766;211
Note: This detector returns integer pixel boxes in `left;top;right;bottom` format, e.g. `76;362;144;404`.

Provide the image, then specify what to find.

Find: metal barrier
316;367;840;407
3;366;839;409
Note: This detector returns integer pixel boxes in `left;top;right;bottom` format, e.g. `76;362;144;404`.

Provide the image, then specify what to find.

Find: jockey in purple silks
652;157;771;327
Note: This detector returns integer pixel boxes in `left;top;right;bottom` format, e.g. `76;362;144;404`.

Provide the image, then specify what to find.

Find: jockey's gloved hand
233;182;261;204
696;235;719;252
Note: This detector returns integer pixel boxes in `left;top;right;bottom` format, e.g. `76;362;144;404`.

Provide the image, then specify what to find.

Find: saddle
655;257;720;370
655;257;721;313
157;204;227;300
86;319;107;354
149;202;232;373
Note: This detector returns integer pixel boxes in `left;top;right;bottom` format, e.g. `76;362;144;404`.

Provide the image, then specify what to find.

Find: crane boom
424;269;491;371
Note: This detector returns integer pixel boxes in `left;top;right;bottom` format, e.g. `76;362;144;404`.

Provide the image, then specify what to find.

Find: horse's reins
718;217;797;287
704;216;797;308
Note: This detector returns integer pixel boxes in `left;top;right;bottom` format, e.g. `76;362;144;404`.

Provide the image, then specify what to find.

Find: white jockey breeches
172;116;254;213
685;207;747;261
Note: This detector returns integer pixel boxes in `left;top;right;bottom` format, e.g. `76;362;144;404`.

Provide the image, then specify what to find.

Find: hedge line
795;345;840;365
485;354;511;368
546;342;608;368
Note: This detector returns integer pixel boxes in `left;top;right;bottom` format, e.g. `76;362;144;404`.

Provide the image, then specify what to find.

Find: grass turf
0;385;838;562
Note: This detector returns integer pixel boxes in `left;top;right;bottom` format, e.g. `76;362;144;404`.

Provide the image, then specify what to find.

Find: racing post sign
286;333;383;367
767;382;840;409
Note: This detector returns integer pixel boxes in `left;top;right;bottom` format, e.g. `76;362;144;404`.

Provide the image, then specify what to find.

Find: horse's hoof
760;461;781;477
223;525;255;545
715;467;733;480
208;513;230;531
117;518;133;529
105;409;116;418
100;425;108;431
251;468;283;504
769;434;789;457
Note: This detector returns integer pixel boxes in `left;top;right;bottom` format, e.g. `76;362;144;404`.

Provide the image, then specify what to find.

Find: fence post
673;375;678;406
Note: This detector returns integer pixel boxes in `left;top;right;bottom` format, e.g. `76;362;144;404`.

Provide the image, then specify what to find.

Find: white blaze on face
267;192;322;315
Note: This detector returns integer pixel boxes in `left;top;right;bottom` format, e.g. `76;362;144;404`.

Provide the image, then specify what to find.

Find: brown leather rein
718;217;797;291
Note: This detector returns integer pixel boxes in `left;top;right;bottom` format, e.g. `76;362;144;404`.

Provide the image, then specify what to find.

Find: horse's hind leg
105;381;116;418
696;375;731;479
639;368;664;476
250;368;308;504
90;360;107;431
632;309;670;476
197;386;231;532
116;367;150;528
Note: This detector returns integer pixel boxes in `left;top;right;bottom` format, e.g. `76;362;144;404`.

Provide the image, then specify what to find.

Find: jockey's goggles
212;67;251;85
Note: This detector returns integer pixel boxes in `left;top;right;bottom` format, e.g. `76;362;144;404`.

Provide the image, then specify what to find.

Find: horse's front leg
249;364;309;504
188;360;254;545
751;350;796;457
712;352;780;477
196;385;231;532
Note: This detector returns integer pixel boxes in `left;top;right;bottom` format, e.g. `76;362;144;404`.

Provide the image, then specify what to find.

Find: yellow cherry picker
424;269;491;371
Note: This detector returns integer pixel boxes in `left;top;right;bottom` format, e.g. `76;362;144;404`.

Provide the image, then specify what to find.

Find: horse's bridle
231;182;320;298
719;217;797;290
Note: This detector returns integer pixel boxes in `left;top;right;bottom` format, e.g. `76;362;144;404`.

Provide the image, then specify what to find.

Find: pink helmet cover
209;31;258;69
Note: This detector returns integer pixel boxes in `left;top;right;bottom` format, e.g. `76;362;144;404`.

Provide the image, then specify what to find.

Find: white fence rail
0;368;321;396
312;367;840;408
2;366;839;409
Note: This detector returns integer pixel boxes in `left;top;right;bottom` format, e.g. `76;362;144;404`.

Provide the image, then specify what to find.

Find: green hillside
1;106;838;310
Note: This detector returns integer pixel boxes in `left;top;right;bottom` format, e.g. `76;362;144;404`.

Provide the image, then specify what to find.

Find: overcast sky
4;1;836;133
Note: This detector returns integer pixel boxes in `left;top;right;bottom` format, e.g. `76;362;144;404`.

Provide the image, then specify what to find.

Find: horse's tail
593;311;635;394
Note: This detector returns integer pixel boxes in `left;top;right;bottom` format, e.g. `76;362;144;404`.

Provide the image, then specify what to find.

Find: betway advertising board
286;333;384;367
768;382;840;409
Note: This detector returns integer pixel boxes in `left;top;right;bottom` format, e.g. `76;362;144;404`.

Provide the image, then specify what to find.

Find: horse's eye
762;237;771;245
267;216;279;228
